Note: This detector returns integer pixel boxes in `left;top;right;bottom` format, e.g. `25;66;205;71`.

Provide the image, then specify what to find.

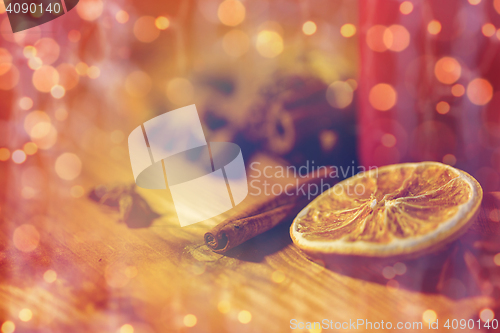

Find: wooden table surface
0;136;499;333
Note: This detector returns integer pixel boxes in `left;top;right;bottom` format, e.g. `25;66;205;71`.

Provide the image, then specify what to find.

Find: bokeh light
116;10;129;24
12;150;27;164
400;1;413;15
366;25;388;52
23;46;36;59
467;78;493;105
302;21;317;35
134;16;160;43
340;23;356;38
393;262;406;275
381;133;396;147
326;81;354;109
68;30;81;42
75;62;88;76
34;38;60;65
183;314;197;327
76;0;104;21
0;65;20;90
155;16;169;30
383;25;410;52
436;101;450;114
468;0;481;5
43;269;57;283
256;30;283;58
218;0;245;27
120;324;134;333
166;78;194;105
55;153;82;180
28;57;43;70
422;309;437;323
19;309;32;322
0;148;10;161
24;142;38;155
33;66;59;93
70;185;85;198
57;63;79;90
218;300;231;314
0;48;12;75
382;266;396;279
369;83;397;111
87;66;101;79
482;23;496;37
1;321;15;333
434;57;461;84
51;85;66;99
238;310;252;324
495;0;500;14
13;224;40;252
271;270;286;283
24;110;51;137
222;29;250;57
451;84;465;97
125;71;152;97
19;97;33;110
427;20;442;35
443;154;457;166
480;308;494;322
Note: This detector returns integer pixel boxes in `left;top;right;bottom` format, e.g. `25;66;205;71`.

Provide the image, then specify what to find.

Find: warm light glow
427;20;442;35
34;38;60;65
383;25;410;52
87;66;100;79
76;0;103;21
24;142;38;155
55;108;68;121
51;85;66;99
55;153;82;180
340;23;356;38
480;308;494;322
386;279;399;291
116;10;129;24
75;62;88;76
24;111;50;138
381;133;396;148
346;79;358;90
271;270;286;283
0;148;10;161
366;25;388;52
183;314;197;327
0;65;20;90
19;97;33;110
422;309;437;323
125;71;152;97
482;23;496;37
302;21;317;35
68;30;81;42
467;78;493;105
382;266;396;279
166;78;194;105
120;324;134;333
0;48;12;75
13;224;39;252
369;83;397;111
134;16;160;43
28;57;42;70
436;101;450;114
12;150;26;164
218;0;245;27
326;81;354;109
33;66;59;93
43;269;57;283
451;84;465;97
222;29;250;57
0;1;5;14
256;30;283;58
468;0;481;4
238;310;252;324
495;0;500;14
442;154;457;166
70;185;85;198
1;321;15;333
393;262;406;275
155;16;170;30
23;45;36;59
57;63;79;91
434;57;461;84
494;253;500;266
400;1;414;14
19;309;33;322
218;300;231;314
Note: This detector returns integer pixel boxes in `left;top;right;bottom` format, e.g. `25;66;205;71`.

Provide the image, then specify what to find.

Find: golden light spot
125;71;152;97
12;150;26;164
24;110;50;135
87;66;100;79
68;30;81;42
320;130;337;152
494;253;500;265
0;48;12;75
482;23;496;37
222;29;250;58
33;125;57;150
308;327;322;333
70;185;85;198
480;308;494;322
468;0;481;4
382;266;396;279
134;16;160;43
0;65;20;90
346;79;358;90
467;78;493;105
43;269;57;283
30;122;52;140
120;324;134;333
55;108;68;121
55;153;82;180
451;84;465;97
183;314;197;327
326;81;353;109
302;21;317;35
0;148;10;161
24;142;38;155
33;66;59;93
422;309;437;323
393;262;407;275
57;63;79;90
386;279;399;292
383;25;410;52
258;21;284;36
19;97;33;110
75;62;88;76
155;16;169;30
271;270;286;283
51;85;65;99
23;46;36;59
442;154;457;166
0;1;5;14
340;23;356;38
110;130;124;144
1;321;15;333
13;224;39;252
76;0;103;21
238;310;251;324
28;57;42;70
256;30;283;58
400;1;413;14
218;0;245;27
34;38;60;65
166;78;194;105
436;101;450;114
495;0;500;14
369;83;397;111
427;20;441;35
381;133;396;148
218;300;231;314
116;11;129;24
434;57;461;84
366;25;388;52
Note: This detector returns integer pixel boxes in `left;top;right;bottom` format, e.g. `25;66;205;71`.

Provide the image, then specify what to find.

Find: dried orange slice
291;162;482;258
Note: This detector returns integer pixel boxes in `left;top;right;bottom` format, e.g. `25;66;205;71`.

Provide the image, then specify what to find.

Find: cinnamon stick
204;167;336;253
